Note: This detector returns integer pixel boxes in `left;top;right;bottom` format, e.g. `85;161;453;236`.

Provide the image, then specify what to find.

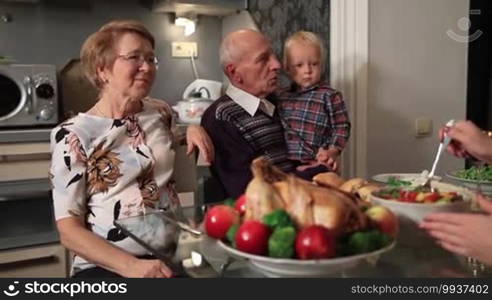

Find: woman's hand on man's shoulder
186;125;214;165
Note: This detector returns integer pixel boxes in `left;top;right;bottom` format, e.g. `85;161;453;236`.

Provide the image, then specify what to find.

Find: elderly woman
50;20;213;278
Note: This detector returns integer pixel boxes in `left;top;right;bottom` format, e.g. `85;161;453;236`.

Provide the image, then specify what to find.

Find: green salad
386;176;412;187
456;166;492;182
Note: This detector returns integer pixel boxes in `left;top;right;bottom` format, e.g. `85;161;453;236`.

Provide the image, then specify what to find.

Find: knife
158;210;203;237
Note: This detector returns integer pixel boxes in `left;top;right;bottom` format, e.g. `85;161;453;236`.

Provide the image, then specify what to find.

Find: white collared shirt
226;84;275;117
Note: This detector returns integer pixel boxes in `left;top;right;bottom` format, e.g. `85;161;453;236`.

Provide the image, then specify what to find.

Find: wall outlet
172;42;198;57
415;118;433;137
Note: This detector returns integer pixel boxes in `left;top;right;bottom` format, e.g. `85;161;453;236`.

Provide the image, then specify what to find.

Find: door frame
330;0;369;178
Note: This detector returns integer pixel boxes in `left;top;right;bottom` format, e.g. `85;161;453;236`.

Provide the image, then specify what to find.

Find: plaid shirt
278;82;351;162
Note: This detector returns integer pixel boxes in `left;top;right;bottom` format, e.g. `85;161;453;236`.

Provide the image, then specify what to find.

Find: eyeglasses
116;53;159;68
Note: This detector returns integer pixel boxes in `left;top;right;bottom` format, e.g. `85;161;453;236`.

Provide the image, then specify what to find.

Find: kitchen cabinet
0;142;50;181
0;243;68;278
0;145;64;278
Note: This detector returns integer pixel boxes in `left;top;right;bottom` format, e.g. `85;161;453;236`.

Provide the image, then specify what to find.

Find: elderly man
201;29;296;198
203;29;332;198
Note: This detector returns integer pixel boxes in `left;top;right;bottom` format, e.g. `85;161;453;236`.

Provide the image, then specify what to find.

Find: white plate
446;170;492;195
371;173;441;184
217;240;395;277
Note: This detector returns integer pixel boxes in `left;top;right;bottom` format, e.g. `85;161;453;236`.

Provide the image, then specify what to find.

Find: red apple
235;220;271;255
204;205;239;239
295;225;336;260
365;205;399;238
235;194;247;216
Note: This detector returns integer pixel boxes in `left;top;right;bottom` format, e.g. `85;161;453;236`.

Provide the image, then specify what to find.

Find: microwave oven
0;64;59;128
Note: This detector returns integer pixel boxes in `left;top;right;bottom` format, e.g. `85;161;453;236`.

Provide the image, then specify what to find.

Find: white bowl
446;170;492;195
370;181;473;245
217;240;395;277
371;173;441;184
370;181;473;224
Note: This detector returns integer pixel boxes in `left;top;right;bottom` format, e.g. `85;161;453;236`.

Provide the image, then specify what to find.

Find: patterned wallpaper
248;0;331;81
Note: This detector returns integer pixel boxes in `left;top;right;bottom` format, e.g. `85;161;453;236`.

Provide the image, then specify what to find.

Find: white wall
366;0;469;177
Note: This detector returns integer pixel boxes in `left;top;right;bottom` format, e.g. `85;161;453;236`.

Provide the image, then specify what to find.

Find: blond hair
80;20;155;90
283;31;326;72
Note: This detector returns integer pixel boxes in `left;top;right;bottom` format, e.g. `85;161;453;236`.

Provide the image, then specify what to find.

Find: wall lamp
174;13;197;36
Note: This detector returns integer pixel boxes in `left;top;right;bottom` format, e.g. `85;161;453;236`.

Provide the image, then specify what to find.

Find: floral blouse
50;98;180;274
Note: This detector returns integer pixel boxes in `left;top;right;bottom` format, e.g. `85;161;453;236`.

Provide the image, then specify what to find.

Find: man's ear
225;63;242;84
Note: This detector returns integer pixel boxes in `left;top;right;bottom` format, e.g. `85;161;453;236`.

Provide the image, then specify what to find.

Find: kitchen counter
114;208;492;278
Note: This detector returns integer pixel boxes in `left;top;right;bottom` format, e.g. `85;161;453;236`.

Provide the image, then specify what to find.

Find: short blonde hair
283;31;326;72
80;20;155;90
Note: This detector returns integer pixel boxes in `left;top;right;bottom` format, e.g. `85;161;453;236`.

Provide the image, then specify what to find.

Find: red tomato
399;191;418;202
235;220;271;255
235;194;247;216
424;192;440;203
408;192;419;202
204;205;239;239
295;225;336;260
398;190;407;202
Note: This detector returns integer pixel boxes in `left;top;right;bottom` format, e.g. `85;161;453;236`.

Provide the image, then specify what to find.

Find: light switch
415;118;433;137
178;192;195;208
171;42;198;57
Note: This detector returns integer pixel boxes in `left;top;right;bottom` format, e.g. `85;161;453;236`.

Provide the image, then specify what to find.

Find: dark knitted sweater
201;94;294;198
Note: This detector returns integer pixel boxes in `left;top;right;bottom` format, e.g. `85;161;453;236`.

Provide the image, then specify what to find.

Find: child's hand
316;147;339;162
296;159;338;173
316;147;340;173
296;160;322;172
325;157;339;173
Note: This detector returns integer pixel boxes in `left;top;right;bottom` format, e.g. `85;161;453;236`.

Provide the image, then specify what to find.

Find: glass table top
114;208;491;278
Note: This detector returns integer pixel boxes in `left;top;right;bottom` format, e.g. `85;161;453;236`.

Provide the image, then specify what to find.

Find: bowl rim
370;189;469;208
217;239;395;266
445;169;492;184
371;173;442;183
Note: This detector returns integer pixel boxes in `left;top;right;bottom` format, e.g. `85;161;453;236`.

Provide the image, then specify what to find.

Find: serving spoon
420;119;456;189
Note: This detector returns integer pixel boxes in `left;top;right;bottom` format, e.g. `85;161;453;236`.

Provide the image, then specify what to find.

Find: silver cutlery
420;119;455;189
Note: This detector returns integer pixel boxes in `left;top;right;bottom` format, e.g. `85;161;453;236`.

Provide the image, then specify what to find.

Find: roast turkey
244;157;369;236
244;158;285;222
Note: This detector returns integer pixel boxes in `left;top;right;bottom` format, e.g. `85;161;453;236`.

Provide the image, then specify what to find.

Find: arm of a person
316;147;340;162
315;147;340;172
420;194;492;266
148;98;214;164
316;91;350;164
321;91;351;152
57;217;171;277
185;124;214;164
202;116;254;198
442;120;492;164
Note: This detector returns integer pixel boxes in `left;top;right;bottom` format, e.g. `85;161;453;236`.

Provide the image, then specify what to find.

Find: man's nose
270;56;281;70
